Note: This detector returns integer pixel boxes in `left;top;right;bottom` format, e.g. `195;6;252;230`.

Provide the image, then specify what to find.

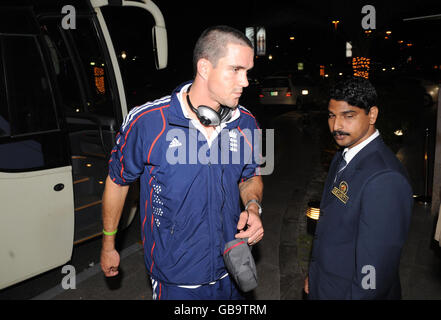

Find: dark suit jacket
308;135;413;299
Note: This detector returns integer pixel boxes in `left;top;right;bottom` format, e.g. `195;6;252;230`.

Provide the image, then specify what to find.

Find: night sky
102;0;441;84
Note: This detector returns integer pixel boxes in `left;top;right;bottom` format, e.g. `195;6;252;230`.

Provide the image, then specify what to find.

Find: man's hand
237;176;264;245
235;206;264;245
304;276;309;294
101;248;120;277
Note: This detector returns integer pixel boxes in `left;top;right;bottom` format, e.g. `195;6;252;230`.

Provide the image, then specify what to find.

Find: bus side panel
0;166;74;290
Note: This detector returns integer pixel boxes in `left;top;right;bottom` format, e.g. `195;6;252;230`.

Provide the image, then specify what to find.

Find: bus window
0;57;10;137
40;17;118;155
40;17;116;118
0;35;68;171
3;36;58;136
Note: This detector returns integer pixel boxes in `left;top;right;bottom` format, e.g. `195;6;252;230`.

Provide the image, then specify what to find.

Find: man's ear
368;106;379;125
196;58;212;80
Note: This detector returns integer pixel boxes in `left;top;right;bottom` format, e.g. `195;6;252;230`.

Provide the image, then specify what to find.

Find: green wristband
103;228;117;236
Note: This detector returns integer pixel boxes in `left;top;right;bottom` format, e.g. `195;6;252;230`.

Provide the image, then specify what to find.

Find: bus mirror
152;25;168;70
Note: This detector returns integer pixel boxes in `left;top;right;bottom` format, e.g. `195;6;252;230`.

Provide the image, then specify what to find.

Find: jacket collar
344;135;383;172
166;81;242;129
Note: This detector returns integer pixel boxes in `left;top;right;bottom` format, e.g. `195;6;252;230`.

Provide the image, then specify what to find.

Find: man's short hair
193;25;253;74
330;76;378;113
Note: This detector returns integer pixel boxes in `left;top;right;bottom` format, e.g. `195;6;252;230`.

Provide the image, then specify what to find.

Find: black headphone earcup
199;115;212;126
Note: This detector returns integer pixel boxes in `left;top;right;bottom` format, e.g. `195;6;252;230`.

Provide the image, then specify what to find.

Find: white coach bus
0;0;167;289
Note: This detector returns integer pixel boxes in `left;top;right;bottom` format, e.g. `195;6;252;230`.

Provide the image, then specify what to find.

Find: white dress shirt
343;129;380;165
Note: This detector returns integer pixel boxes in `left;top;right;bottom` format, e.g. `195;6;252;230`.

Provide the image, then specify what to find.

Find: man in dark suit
304;76;413;299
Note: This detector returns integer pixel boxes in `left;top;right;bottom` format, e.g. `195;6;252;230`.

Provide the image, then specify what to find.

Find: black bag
223;238;258;292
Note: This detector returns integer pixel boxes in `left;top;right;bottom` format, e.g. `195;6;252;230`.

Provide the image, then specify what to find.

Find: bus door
36;0;168;244
38;13;124;245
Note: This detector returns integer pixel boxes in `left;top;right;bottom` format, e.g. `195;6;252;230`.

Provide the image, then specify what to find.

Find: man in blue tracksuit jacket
100;26;264;300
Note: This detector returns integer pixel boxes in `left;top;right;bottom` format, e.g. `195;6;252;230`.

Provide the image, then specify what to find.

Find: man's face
328;99;378;149
205;43;254;108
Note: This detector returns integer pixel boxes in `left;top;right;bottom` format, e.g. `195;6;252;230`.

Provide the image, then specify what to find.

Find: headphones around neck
186;86;233;127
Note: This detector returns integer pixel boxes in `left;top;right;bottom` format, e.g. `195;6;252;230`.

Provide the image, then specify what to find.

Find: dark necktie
334;151;347;183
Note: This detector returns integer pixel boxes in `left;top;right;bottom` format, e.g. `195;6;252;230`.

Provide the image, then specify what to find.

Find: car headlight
301;89;309;95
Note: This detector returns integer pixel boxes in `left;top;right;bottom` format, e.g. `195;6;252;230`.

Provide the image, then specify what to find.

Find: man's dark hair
330;76;378;113
193;25;253;75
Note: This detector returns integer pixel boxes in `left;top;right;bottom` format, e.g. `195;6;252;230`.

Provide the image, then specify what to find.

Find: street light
332;20;340;30
306;201;320;235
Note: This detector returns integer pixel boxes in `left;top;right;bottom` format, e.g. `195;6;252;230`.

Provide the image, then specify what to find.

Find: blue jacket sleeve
237;109;264;182
239;126;262;182
108;117;147;186
351;171;413;299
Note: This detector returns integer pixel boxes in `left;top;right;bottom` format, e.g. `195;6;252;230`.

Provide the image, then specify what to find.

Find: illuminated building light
94;67;105;94
320;65;325;77
352;56;371;79
306;205;320;220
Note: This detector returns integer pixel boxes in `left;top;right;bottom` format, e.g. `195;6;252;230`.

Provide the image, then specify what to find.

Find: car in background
258;75;321;109
258;76;297;106
291;75;321;108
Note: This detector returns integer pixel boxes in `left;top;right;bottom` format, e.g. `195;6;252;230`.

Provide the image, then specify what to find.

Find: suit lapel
321;150;343;206
322;136;384;207
343;136;383;173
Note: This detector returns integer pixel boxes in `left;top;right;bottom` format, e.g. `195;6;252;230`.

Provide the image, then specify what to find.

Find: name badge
332;181;349;204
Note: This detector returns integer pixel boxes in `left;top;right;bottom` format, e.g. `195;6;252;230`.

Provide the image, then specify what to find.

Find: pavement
32;110;441;300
